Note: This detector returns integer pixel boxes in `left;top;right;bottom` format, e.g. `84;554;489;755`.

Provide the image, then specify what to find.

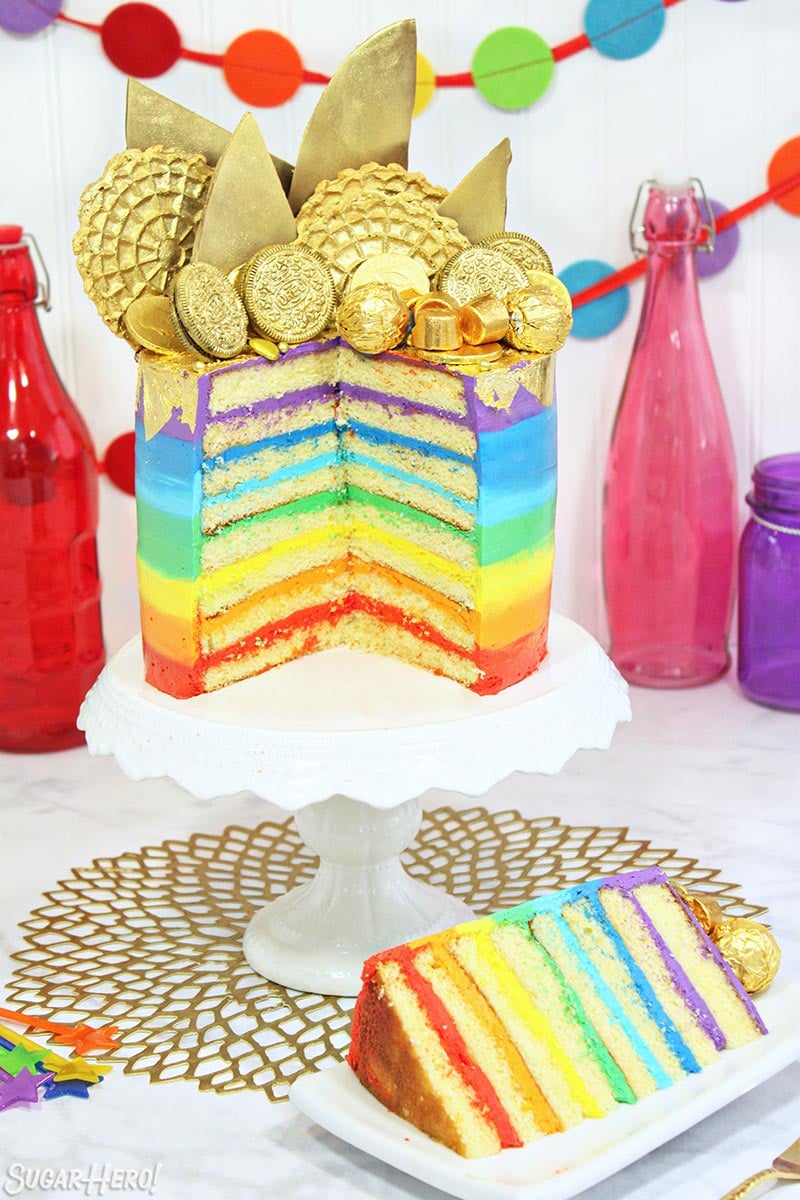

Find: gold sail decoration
192;114;297;275
288;20;417;214
438;139;512;243
125;79;294;189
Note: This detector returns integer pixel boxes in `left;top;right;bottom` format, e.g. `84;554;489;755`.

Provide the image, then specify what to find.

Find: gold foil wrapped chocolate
505;271;573;354
436;246;527;308
123;293;188;355
170;262;249;359
336;283;409;354
673;885;725;935
243;245;335;345
458;294;509;346
410;308;461;351
712;917;781;995
74;145;212;341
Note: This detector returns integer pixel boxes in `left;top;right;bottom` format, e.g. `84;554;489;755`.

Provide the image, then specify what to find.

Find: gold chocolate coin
171;262;249;360
478;231;553;276
412;343;504;366
505;271;573;354
349;253;431;299
243;245;335;345
123;293;188;355
712;917;781;995
336;283;409;355
436;247;527;308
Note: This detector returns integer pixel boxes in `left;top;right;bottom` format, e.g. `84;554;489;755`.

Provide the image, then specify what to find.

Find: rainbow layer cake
74;22;571;698
348;867;766;1158
136;341;556;696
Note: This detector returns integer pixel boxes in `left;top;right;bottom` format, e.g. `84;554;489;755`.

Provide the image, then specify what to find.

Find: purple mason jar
738;454;800;710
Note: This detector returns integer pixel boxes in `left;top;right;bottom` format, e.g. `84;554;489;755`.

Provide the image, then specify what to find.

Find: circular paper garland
2;0;696;111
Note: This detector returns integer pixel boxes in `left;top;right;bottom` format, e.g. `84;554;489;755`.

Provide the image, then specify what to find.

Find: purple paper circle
696;199;740;279
0;0;62;33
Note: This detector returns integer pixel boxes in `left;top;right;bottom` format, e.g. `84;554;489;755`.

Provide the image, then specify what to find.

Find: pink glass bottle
602;179;737;687
0;226;104;751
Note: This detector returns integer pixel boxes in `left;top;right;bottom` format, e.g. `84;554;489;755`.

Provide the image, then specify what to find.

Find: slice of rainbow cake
348;867;766;1158
136;341;556;697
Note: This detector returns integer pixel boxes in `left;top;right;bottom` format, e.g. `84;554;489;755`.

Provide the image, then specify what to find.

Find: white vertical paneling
2;0;799;654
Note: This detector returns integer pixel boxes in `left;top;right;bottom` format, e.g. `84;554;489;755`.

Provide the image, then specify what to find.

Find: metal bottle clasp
629;177;716;258
0;231;51;310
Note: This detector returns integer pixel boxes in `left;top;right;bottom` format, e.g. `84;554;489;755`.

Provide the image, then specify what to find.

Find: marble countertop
0;672;797;1200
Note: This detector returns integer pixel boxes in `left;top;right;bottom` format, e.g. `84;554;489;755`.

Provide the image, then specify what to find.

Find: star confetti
0;1043;45;1078
42;1077;92;1101
0;1008;120;1055
0;1070;53;1112
41;1055;111;1085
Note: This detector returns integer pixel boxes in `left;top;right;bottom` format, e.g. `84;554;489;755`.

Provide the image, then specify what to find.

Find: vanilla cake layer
348;868;767;1159
135;339;556;697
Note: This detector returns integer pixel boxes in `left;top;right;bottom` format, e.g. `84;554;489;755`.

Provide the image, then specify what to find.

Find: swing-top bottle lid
0;226;24;246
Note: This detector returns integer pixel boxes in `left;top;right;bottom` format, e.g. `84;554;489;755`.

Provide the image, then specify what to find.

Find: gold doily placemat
7;808;766;1103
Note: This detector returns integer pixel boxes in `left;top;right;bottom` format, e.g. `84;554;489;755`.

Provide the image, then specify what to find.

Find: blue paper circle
696;199;740;279
584;0;665;60
560;260;630;339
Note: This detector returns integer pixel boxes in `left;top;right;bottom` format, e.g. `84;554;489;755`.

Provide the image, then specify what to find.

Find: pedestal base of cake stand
79;613;630;996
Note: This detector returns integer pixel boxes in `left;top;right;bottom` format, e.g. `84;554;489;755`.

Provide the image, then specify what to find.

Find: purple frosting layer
338;381;470;425
597;868;767;1040
463;370;549;432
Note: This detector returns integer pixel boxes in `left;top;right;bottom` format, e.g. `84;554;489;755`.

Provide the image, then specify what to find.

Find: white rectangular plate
290;979;800;1200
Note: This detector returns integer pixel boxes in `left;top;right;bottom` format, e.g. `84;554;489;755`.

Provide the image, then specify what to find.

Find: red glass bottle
602;180;738;687
0;226;104;751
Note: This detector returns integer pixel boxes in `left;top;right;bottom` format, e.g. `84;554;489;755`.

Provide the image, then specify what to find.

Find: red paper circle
768;137;800;216
101;3;181;78
103;432;136;497
223;30;303;107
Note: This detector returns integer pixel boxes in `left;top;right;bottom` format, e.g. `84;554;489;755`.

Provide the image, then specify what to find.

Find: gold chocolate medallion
505;271;573;354
478;231;553;276
349;252;431;299
171;262;249;360
243;245;335;345
436;247;527;308
413;343;504;366
123;293;188;354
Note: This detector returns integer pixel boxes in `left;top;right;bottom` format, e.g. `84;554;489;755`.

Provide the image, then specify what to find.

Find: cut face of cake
136;340;556;697
347;867;767;1158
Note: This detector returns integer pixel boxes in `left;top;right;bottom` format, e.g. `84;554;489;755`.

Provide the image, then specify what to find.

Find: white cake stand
78;614;630;996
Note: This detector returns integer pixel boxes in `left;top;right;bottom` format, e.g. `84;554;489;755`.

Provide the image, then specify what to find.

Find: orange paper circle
767;137;800;216
413;52;436;117
223;29;303;107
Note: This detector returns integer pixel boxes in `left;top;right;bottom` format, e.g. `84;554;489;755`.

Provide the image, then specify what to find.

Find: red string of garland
55;3;685;96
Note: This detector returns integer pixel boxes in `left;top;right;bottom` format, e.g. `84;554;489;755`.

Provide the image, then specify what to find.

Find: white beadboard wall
2;0;799;654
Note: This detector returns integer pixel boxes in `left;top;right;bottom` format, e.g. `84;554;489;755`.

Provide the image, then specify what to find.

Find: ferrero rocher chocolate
436;246;527;308
336;282;409;355
505;271;573;354
458;294;509;346
170;262;249;359
123;293;187;355
243;245;336;345
712;918;781;995
74;146;212;341
349;252;431;299
410;308;461;351
479;231;554;276
673;886;725;935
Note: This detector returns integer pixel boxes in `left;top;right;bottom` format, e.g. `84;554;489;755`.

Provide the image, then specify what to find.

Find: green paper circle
472;26;555;111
